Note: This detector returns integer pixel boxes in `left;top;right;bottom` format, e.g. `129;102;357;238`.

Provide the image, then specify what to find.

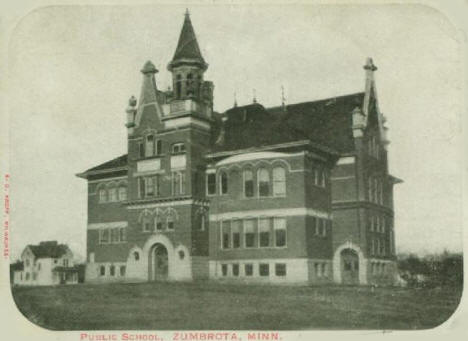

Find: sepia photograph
2;1;466;336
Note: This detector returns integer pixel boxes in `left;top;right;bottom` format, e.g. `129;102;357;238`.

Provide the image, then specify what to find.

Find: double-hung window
232;220;241;248
222;221;230;249
259;218;271;247
244;219;255;248
258;168;270;197
273;167;286;196
274;218;287;247
244;170;254;198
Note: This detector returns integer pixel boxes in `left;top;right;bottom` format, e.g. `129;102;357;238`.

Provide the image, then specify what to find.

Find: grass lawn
11;281;462;330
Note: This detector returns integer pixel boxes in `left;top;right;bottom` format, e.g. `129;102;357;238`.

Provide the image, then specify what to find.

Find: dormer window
172;143;186;154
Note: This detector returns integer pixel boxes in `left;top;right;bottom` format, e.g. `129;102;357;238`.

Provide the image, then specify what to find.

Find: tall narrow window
176;74;182;99
186;73;194;97
98;189;107;203
259;218;271;247
138;142;145;158
200;213;207;231
258;168;270;197
142;214;152;232
111;228;119;243
138;177;146;198
222;221;230;249
273;167;286;196
374;178;379;204
146;177;155;197
207;173;216;195
244;219;255;247
155;140;162;155
119;227;126;242
220;171;228;195
232;220;241;248
172;171;186;195
244;170;254;198
99;229;109;244
274;218;287;247
368;177;373;202
145;135;155;157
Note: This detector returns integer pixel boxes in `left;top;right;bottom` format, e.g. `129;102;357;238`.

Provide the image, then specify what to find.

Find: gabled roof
212;92;364;154
26;241;70;259
77;154;128;178
168;11;207;70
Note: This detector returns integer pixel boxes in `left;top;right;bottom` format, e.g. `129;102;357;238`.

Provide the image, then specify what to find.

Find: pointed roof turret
139;60;159;105
168;10;208;71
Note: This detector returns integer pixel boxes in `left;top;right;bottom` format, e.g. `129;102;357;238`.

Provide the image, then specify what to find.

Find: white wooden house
12;241;78;286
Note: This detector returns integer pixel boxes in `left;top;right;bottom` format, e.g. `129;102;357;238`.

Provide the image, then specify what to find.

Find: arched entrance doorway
340;248;359;285
149;243;168;281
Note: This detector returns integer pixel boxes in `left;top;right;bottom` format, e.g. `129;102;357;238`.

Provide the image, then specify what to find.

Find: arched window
197;208;208;231
243;169;254;198
100;266;105;276
176;74;182;99
155;213;163;231
258;168;270;197
133;251;140;261
98;188;107;203
219;171;228;195
145;135;154;157
273;167;286;196
118;186;127;201
110;264;115;276
167;214;175;230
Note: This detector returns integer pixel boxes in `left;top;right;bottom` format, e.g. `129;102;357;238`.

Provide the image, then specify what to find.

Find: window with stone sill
244;264;253;276
259;263;269;277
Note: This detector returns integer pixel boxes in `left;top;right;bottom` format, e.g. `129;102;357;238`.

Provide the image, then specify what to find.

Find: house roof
27;241;70;259
212;92;364;154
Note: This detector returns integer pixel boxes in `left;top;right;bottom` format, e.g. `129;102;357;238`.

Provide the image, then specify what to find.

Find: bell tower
162;10;214;123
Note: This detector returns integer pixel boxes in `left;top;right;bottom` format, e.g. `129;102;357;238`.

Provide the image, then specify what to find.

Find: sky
7;4;463;260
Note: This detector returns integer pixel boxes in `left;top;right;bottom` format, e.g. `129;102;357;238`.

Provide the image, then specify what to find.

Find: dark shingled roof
79;93;364;175
169;12;206;69
28;241;70;259
84;154;128;173
213;92;364;154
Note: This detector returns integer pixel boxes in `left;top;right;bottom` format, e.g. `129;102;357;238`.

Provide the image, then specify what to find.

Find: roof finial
185;8;190;18
253;89;257;103
281;85;286;109
363;57;377;72
234;92;238;107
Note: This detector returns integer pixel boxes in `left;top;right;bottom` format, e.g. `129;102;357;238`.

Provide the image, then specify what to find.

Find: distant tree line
397;251;463;287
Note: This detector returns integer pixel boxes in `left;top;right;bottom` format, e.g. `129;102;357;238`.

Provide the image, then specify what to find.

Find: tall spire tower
161;10;214;123
167;10;210;102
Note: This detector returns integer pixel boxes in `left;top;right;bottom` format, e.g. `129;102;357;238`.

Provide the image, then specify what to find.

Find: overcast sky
8;4;463;260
